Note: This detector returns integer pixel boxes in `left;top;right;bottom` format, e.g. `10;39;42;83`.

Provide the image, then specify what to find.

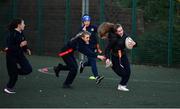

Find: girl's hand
26;49;31;55
82;25;87;31
105;59;113;68
4;47;8;51
20;41;27;47
97;55;106;61
97;48;103;54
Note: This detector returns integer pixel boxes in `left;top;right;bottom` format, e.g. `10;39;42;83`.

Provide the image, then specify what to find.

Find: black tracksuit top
5;30;28;55
105;32;128;59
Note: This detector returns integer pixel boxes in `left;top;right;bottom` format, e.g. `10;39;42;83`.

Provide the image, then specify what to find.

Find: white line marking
37;67;180;85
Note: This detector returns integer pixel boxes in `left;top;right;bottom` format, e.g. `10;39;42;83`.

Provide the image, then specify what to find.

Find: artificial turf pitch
0;53;180;108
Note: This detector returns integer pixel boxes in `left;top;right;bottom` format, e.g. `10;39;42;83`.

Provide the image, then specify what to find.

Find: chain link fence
0;0;179;67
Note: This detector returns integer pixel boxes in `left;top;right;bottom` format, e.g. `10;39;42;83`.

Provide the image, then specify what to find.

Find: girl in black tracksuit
98;23;137;91
4;18;32;94
54;31;105;88
105;31;131;86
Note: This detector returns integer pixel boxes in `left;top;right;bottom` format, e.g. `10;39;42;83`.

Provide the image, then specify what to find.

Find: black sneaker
54;63;64;77
62;84;73;89
4;88;16;94
79;61;84;73
96;76;104;84
53;66;60;77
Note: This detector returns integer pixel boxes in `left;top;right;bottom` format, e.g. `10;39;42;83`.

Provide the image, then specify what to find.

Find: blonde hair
71;31;91;41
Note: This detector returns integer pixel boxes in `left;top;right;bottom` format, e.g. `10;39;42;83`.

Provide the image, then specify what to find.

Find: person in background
4;18;32;94
78;14;104;84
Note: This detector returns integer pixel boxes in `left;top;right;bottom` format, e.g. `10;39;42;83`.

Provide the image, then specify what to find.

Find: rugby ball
125;37;135;49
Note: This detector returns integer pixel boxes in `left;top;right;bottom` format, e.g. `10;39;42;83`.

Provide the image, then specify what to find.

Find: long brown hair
97;22;115;39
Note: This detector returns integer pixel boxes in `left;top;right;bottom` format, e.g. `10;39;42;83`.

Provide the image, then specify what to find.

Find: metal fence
0;0;179;67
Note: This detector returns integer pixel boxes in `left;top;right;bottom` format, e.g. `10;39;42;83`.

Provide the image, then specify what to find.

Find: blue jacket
80;25;98;50
60;36;97;58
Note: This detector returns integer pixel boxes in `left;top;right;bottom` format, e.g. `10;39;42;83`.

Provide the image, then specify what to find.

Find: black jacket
5;30;28;55
105;32;129;59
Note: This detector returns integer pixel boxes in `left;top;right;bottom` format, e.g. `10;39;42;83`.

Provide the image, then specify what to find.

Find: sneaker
4;88;16;94
95;76;104;84
117;85;129;91
54;63;64;77
79;61;84;73
89;76;96;80
53;66;59;77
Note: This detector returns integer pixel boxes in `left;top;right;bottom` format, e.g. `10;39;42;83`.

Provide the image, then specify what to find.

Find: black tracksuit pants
6;54;32;89
111;54;131;85
61;54;78;85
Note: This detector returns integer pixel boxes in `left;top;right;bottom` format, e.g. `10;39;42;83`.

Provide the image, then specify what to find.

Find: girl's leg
6;54;18;89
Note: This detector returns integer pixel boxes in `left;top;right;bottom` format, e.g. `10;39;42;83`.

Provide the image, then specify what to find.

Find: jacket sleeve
78;45;97;58
21;34;30;52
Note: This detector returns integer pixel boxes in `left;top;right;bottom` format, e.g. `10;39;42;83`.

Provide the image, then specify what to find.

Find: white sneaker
4;88;16;94
117;85;129;91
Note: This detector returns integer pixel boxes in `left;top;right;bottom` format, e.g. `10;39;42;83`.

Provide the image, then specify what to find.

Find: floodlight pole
12;0;17;18
80;0;89;61
37;0;43;55
131;0;136;63
82;0;89;16
65;0;70;44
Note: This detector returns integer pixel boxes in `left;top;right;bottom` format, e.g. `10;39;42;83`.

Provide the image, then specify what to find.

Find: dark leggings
83;57;98;77
6;54;32;89
111;54;131;85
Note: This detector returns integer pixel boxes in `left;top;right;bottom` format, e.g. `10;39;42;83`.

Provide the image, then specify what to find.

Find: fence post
82;0;89;15
37;0;43;55
65;0;70;44
131;0;136;63
100;0;105;23
168;0;174;66
12;0;17;18
99;0;105;49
